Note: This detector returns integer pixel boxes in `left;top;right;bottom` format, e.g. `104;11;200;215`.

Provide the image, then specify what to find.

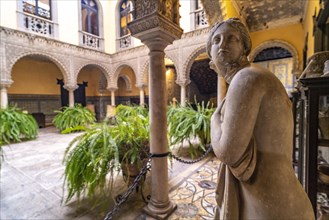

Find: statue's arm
211;70;264;166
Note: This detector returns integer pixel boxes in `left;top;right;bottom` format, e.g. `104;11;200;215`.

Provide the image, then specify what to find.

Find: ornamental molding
128;13;183;41
4;43;70;84
0;26;111;63
181;44;207;83
249;40;300;72
112;61;139;88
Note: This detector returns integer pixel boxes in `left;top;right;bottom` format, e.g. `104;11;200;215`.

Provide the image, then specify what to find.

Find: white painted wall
179;0;192;32
56;1;79;45
0;0;17;29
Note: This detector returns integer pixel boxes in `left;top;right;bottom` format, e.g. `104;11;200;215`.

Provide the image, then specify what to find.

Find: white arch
76;62;111;87
118;74;132;91
182;44;207;85
112;63;137;88
8;51;69;84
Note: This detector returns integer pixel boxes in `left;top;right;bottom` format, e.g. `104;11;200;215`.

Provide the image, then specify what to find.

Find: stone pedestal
128;1;183;218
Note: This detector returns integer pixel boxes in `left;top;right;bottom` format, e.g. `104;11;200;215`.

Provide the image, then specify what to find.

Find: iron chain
104;156;151;220
103;145;212;219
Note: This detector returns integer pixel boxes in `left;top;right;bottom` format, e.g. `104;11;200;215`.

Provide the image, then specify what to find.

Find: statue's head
207;18;251;73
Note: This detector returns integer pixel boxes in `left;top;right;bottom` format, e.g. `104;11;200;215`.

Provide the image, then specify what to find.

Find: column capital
63;84;78;91
136;84;147;90
175;79;191;87
107;86;118;92
0;79;13;88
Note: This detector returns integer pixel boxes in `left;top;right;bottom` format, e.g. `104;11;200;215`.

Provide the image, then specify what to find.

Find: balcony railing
118;35;132;49
80;31;104;51
19;12;54;37
194;9;208;29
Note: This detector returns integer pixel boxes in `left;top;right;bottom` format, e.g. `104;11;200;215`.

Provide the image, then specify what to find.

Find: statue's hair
206;18;252;58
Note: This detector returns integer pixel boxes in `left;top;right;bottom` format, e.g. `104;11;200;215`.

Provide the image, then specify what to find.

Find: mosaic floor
168;159;220;220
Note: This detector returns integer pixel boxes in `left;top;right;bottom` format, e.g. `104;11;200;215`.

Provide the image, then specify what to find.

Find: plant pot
121;159;148;187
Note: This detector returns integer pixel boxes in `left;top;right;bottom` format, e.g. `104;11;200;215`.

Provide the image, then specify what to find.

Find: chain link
170;145;213;164
104;156;151;220
103;145;213;220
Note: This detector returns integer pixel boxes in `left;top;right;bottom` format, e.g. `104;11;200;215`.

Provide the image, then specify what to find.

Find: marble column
145;41;176;218
0;81;13;109
177;80;190;107
64;84;78;107
0;85;9;109
110;89;116;106
128;1;183;218
180;85;186;106
139;86;145;106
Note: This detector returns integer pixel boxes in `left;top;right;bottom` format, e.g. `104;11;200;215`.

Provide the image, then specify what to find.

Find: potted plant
0;106;38;167
167;101;214;158
62;104;150;203
52;104;96;133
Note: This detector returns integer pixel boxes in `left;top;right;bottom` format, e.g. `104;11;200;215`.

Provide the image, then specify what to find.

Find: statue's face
210;23;244;70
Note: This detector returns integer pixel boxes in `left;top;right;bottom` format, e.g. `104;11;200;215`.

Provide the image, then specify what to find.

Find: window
120;0;133;37
81;0;99;36
191;0;208;30
23;0;51;19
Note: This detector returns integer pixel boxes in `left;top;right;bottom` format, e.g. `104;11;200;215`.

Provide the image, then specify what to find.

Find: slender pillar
139;87;145;106
64;84;78;107
0;85;8;109
146;44;175;217
128;1;183;218
0;81;13;109
111;90;115;106
180;85;186;107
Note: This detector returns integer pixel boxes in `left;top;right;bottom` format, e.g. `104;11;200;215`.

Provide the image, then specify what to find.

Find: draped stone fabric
214;99;257;220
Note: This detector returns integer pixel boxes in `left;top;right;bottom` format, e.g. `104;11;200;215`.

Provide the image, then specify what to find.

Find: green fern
167;101;214;158
62;105;150;203
52;104;96;133
0;106;38;167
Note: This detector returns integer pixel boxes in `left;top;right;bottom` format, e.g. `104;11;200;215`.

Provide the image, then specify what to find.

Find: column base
143;201;177;220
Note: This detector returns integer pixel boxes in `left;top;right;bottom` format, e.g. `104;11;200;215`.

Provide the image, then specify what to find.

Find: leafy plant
167;101;214;158
0;106;38;146
63;122;120;203
0;106;38;167
62;105;150;203
52;104;96;133
113;105;149;167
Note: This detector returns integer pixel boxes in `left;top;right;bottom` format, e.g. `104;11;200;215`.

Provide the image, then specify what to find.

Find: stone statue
207;18;315;219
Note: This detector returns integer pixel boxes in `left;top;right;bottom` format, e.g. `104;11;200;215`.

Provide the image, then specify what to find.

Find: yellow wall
250;23;304;69
222;0;240;19
116;67;141;96
78;67;111;97
303;0;321;59
9;57;63;95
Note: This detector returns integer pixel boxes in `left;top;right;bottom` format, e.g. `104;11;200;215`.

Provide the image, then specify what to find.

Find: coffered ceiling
232;0;307;32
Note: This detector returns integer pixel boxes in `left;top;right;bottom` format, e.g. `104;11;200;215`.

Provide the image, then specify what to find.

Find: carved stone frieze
132;0;157;20
128;13;182;40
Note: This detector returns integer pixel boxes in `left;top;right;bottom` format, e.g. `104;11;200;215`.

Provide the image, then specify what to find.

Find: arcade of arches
1;27;299;124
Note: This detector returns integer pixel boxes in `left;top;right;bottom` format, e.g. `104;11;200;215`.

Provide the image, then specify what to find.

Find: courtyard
0;126;219;220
